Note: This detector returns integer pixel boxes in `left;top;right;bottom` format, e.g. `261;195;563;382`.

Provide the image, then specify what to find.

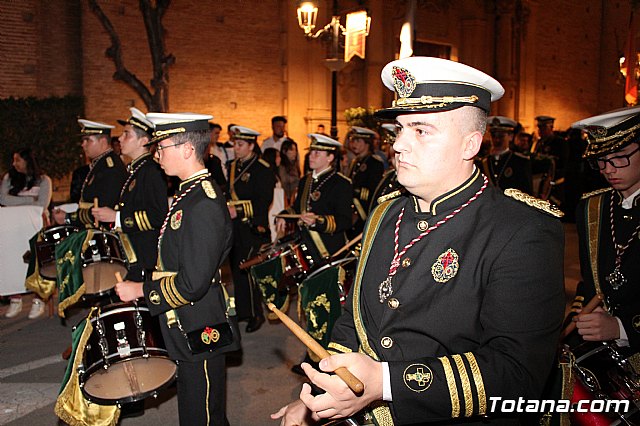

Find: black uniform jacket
348;153;385;219
143;172;233;362
70;150;127;227
117;153;168;272
575;188;640;351
227;154;275;235
284;167;353;261
329;169;565;424
479;150;533;195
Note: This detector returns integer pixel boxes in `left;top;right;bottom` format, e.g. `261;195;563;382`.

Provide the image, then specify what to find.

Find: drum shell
79;302;176;405
81;231;128;300
36;225;78;279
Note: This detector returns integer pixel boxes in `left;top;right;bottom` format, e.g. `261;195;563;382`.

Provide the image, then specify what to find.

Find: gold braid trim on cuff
439;356;460;418
452;354;473;417
464;353;486;415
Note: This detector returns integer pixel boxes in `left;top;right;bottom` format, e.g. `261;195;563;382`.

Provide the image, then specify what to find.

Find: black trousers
229;223;267;320
177;356;228;426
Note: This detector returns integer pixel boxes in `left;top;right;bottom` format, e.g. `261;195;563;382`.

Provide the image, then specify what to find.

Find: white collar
622;187;640;209
312;166;333;179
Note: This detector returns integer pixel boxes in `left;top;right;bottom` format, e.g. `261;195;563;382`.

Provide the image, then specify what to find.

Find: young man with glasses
568;106;640;353
115;112;234;425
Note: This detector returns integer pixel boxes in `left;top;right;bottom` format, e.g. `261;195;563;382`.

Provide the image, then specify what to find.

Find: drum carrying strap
585;195;604;302
352;199;398;426
115;230;138;264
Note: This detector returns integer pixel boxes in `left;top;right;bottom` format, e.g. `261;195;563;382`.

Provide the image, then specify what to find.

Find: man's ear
463;131;484;160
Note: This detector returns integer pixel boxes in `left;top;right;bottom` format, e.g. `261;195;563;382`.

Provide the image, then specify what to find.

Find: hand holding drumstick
114;271;144;302
269;302;385;421
267;303;363;395
569;293;622;342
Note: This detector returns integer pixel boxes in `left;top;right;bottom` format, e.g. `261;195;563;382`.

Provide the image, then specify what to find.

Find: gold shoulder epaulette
580;187;612;200
258;158;270;168
337;172;352;183
503;188;564;218
371;154;384;163
377;190;402;205
106;157;114;168
513;151;530;160
201;180;217;199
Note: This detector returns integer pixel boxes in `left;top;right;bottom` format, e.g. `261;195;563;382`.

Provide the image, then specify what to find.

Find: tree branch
88;0;156;109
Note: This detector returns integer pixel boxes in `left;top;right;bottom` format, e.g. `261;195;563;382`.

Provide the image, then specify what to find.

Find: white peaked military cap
350;126;377;139
375;56;504;119
145;112;213;145
308;133;342;151
78;119;115;136
571;105;640;158
230;125;261;141
117;107;154;136
380;123;397;134
487;116;518;132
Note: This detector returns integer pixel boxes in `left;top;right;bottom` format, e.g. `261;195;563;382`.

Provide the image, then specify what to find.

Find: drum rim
89;305;151;320
305;256;357;281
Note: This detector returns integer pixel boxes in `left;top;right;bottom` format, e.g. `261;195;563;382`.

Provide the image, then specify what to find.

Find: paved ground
0;224;581;425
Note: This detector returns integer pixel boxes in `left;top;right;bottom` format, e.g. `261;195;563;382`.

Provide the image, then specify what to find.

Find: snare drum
281;242;315;279
79;302;177;405
36;225;78;279
81;231;128;299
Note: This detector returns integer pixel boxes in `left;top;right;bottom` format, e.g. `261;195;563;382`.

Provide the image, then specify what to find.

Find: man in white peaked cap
273;56;565;425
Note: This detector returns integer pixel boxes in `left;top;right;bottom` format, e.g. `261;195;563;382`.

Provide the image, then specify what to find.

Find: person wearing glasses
115;112;235;425
568;106;640;352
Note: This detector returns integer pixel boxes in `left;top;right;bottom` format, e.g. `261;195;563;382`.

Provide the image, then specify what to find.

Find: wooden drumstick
93;197;99;228
561;293;604;339
266;303;364;395
115;271;123;283
276;213;303;219
331;233;362;258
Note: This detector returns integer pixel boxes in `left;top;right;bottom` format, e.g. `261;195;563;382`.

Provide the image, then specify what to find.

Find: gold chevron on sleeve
361;187;369;202
465;352;487;415
134;211;145;230
160;277;179;308
439;356;460;418
142;211;153;230
325;215;336;233
452;354;473;417
167;275;189;306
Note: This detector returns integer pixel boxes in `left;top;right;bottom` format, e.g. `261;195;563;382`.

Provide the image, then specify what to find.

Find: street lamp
296;1;370;139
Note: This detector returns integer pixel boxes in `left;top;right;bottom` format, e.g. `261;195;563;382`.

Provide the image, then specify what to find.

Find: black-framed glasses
588;146;640;170
156;141;185;152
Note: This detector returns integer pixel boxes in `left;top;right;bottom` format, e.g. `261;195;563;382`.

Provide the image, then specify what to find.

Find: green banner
299;265;344;359
251;256;290;320
56;230;90;317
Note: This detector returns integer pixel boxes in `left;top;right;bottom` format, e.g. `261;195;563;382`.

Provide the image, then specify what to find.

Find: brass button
388;298;400;309
402;257;411;268
381;336;393;348
417;220;429;232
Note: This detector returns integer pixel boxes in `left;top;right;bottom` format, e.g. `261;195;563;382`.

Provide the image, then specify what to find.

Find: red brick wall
81;0;287;140
0;0;81;98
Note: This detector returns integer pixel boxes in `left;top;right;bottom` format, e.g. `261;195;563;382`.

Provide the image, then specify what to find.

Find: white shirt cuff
382;362;392;401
